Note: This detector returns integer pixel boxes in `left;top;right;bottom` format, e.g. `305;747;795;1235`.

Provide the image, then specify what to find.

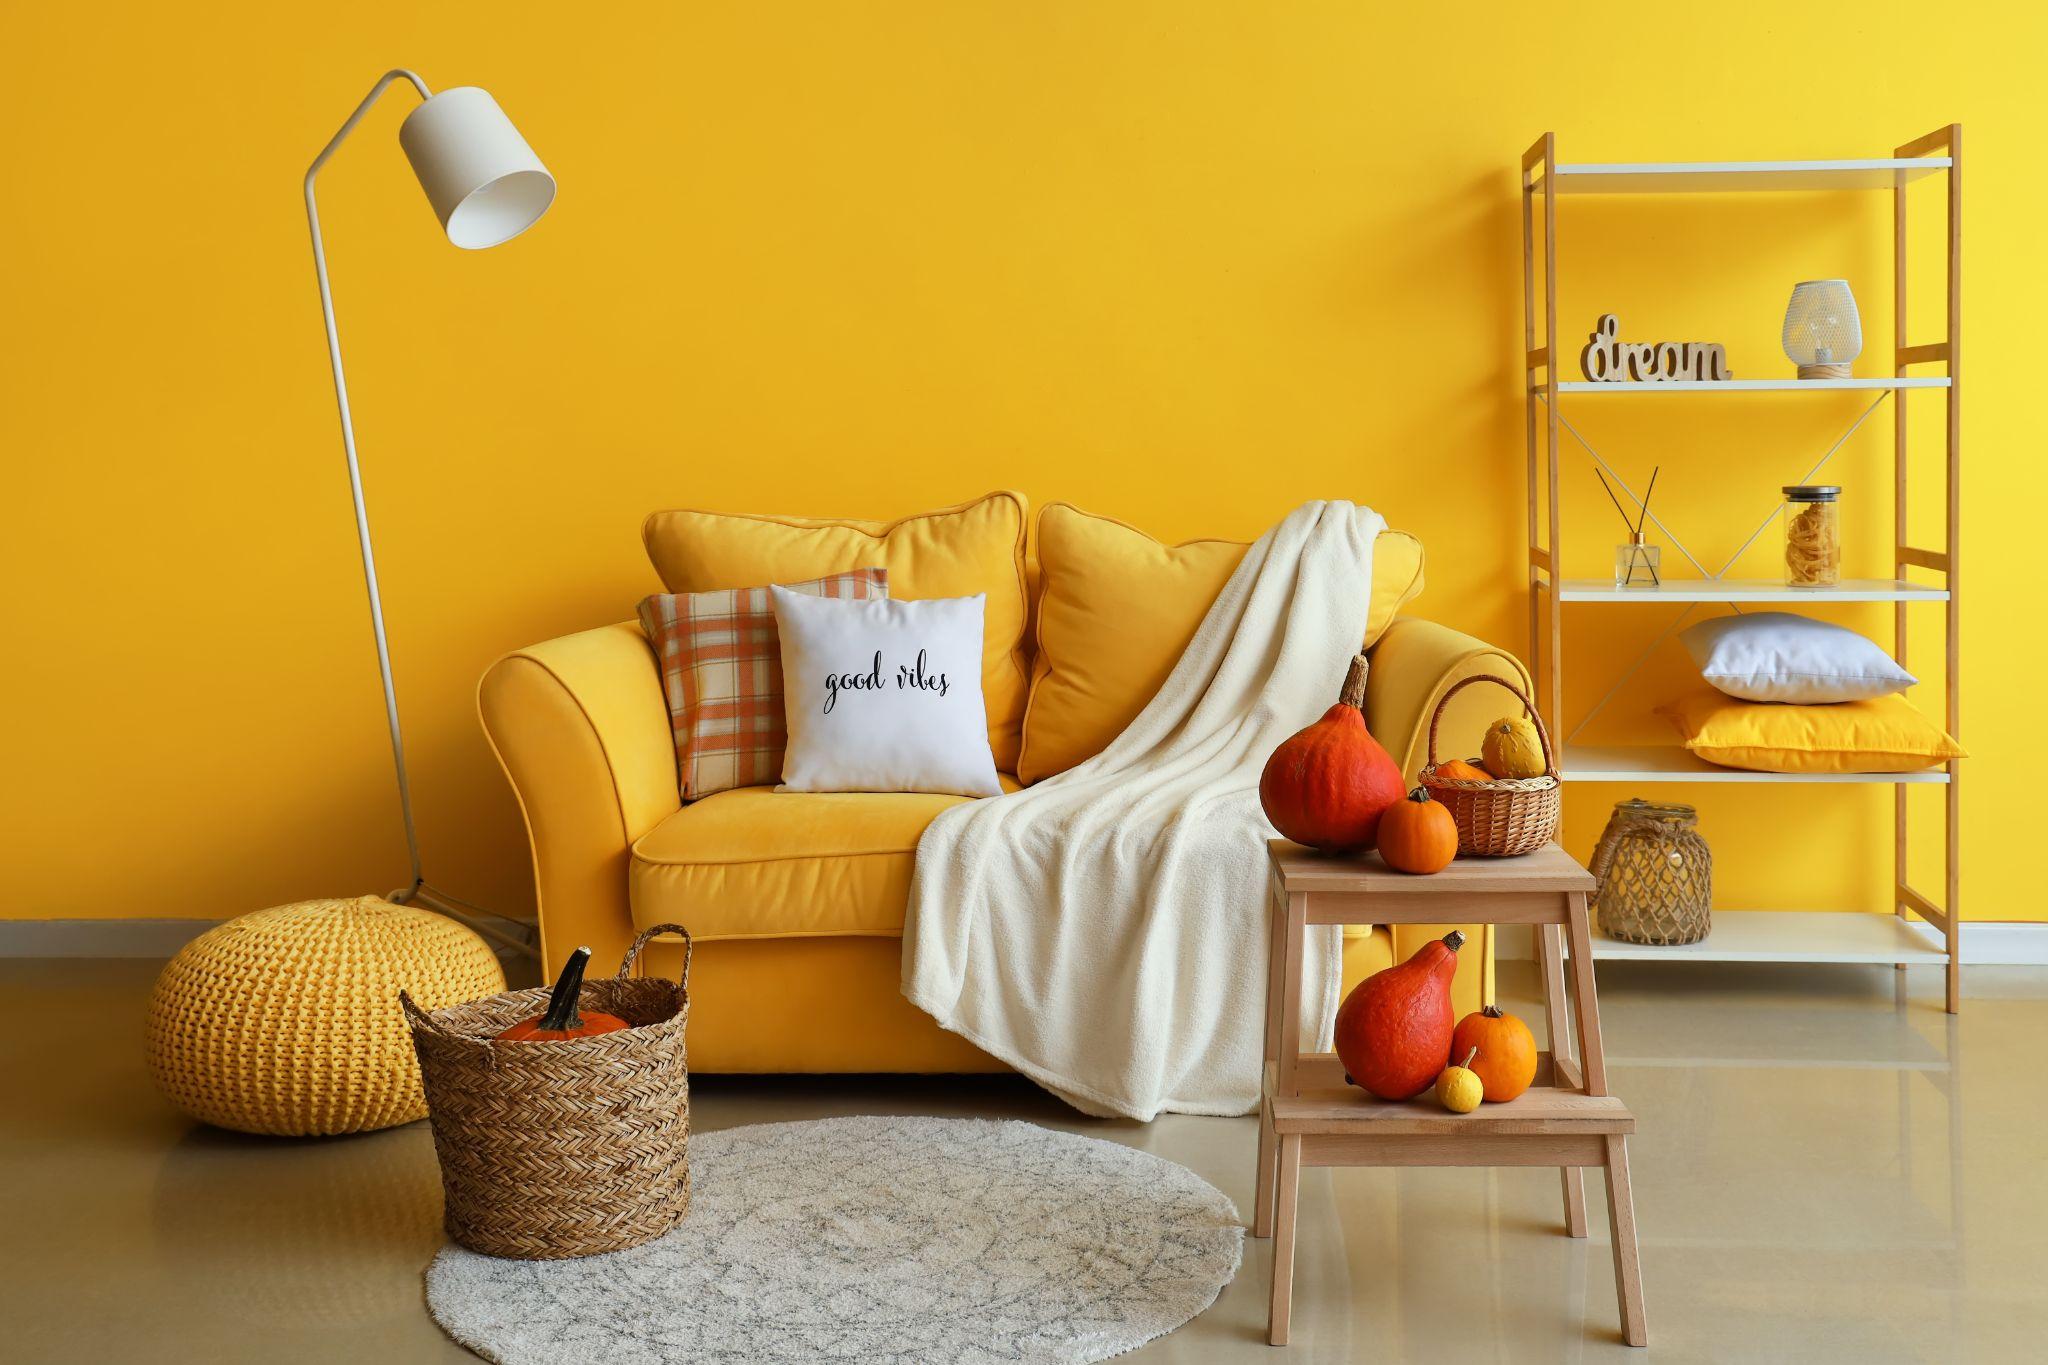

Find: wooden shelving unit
1521;129;1964;1009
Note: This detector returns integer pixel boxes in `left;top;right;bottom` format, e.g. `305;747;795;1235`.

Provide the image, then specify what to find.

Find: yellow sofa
478;495;1528;1074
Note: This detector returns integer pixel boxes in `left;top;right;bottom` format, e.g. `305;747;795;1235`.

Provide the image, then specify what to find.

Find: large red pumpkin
1260;653;1406;852
1334;930;1465;1099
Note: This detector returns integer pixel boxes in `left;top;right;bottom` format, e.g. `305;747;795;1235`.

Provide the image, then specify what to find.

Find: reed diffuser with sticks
1601;467;1662;588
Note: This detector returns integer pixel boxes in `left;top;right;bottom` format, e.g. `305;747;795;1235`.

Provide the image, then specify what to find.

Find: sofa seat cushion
630;779;1019;941
633;779;1387;950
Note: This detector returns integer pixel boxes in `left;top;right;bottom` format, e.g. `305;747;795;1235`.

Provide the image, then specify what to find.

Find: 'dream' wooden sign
1578;314;1732;383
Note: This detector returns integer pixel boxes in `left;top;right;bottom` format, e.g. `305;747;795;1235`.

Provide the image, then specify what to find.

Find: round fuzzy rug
426;1115;1243;1365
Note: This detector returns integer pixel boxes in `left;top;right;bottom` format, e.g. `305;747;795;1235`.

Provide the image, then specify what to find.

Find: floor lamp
304;70;554;958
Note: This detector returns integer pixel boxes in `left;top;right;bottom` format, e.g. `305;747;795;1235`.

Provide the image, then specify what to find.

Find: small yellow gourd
1481;715;1545;779
1435;1047;1483;1114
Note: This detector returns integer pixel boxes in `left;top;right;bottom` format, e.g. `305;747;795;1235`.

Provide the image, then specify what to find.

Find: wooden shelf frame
1521;127;1963;1010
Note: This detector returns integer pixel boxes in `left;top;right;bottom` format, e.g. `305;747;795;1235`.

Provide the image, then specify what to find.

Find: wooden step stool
1253;840;1647;1348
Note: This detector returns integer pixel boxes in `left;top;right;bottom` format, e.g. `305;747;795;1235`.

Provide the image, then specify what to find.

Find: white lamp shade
1780;279;1862;367
398;87;555;249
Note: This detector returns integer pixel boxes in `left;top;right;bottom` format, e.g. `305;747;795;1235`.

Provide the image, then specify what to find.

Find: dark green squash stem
539;947;591;1032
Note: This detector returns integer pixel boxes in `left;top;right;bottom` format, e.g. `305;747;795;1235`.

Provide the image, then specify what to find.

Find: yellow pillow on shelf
1017;503;1424;784
1658;690;1964;774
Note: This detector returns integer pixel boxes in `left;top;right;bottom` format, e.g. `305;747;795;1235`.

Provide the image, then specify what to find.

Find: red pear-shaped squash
1334;930;1465;1099
1260;653;1407;852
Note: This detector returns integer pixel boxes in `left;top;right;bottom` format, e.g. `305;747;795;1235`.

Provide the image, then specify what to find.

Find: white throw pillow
1681;612;1916;704
771;588;1004;796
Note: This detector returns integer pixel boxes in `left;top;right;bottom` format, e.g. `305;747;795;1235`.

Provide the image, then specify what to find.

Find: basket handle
1424;673;1558;778
397;989;444;1037
618;923;693;989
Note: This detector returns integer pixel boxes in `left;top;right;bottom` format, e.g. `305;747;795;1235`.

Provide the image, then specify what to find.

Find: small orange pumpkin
496;947;631;1042
1451;1005;1538;1102
1376;787;1458;874
1434;758;1494;783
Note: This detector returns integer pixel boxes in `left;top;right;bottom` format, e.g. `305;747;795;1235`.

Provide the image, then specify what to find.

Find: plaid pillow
637;569;889;800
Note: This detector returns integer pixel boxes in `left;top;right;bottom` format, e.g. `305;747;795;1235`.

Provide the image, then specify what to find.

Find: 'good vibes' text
822;650;952;713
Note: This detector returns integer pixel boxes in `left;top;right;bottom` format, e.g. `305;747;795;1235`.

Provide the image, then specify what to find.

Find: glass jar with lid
1783;484;1841;587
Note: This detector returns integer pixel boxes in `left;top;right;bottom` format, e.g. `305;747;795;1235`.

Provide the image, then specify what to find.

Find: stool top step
1267;840;1596;895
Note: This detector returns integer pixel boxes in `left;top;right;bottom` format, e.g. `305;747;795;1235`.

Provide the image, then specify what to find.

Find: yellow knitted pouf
146;896;507;1136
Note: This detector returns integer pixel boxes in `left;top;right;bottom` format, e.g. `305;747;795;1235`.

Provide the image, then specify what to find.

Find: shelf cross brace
1548;389;1894;744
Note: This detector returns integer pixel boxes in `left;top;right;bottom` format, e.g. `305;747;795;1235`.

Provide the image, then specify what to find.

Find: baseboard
8;916;2048;965
0;915;536;963
0;919;215;958
1958;923;2048;965
1494;920;2048;965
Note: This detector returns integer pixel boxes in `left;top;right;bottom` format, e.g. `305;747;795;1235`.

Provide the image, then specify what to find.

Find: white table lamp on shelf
303;70;555;956
1781;279;1862;380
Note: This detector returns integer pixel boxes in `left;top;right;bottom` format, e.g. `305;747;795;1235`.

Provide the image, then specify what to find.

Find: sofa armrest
1364;616;1535;783
478;621;679;975
1364;615;1535;1015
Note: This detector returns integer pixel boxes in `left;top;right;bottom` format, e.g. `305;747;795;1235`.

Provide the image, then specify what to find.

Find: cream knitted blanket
902;500;1382;1119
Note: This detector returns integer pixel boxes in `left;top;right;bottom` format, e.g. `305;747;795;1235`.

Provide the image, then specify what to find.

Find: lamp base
1796;362;1852;380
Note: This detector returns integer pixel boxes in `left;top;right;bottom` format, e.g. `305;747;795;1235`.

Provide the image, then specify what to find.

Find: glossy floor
3;957;2042;1363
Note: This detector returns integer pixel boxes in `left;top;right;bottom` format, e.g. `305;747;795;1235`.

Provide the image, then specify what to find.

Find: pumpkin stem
539;946;592;1033
1338;653;1370;710
1482;1004;1504;1019
1442;930;1466;953
1458;1046;1479;1070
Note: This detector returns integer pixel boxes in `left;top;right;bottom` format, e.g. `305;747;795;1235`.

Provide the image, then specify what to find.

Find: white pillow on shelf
771;587;1004;797
1681;612;1916;704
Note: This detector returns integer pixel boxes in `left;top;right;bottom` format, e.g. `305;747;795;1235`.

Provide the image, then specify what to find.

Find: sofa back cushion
1017;503;1424;784
644;492;1031;772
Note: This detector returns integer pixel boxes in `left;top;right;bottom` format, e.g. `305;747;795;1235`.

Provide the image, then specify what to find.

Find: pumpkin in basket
1421;675;1562;858
497;947;630;1042
1434;758;1493;783
1481;715;1547;779
1259;653;1406;853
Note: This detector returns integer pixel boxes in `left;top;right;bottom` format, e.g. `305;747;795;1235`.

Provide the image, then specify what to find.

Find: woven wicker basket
1590;799;1712;945
1417;674;1561;857
402;923;693;1260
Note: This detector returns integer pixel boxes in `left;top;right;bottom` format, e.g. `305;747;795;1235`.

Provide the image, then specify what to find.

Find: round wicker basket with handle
402;923;693;1260
1418;674;1561;857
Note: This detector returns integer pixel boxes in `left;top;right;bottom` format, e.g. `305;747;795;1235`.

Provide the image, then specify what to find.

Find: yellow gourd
1435;1047;1483;1113
1481;715;1546;779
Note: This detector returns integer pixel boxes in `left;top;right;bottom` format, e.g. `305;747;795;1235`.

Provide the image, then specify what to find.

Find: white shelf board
1583;911;1947;964
1553;377;1949;393
1549;158;1952;194
1560;577;1948;604
1609;1054;1949;1074
1563;744;1951;784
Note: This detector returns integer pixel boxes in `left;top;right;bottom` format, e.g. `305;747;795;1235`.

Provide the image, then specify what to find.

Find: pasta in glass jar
1783;485;1841;587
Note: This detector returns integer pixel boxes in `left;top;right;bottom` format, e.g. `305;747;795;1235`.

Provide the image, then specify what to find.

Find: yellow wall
4;3;2042;923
